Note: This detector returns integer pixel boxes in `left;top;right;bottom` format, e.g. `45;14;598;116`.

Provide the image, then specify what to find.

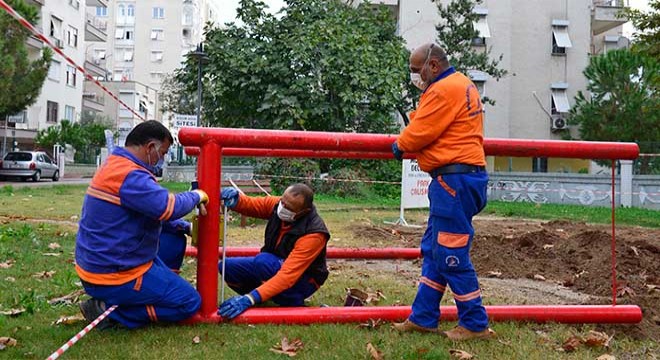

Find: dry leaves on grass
52;314;85;326
561;335;583;352
0;337;17;350
0;260;14;269
596;355;616;360
358;319;385;330
48;242;61;249
366;343;383;360
486;271;502;278
42;253;61;257
0;309;25;317
48;290;85;306
584;331;612;348
344;288;386;306
192;336;201;344
33;271;56;279
270;337;304;357
616;285;636;298
449;349;473;359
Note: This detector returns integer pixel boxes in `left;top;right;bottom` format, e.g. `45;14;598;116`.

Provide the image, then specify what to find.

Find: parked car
0;151;59;182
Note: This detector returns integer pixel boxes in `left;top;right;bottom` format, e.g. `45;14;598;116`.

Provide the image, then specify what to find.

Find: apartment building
370;0;629;173
82;0;218;134
2;0;102;154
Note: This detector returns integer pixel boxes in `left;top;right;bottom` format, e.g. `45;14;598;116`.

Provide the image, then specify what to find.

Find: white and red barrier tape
45;304;118;360
0;0;145;121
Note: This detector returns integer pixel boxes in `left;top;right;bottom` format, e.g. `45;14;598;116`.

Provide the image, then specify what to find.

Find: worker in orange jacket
391;43;494;341
217;183;330;320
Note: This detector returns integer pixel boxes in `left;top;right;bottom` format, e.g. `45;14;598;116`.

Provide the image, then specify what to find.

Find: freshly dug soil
352;217;660;340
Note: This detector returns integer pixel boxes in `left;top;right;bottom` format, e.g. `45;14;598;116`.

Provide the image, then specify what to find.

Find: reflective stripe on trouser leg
409;226;448;329
447;268;488;331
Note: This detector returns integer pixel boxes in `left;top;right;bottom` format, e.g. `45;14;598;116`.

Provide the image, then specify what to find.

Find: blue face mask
147;142;164;175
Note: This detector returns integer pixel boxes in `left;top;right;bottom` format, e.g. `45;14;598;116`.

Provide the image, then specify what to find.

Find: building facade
371;0;629;173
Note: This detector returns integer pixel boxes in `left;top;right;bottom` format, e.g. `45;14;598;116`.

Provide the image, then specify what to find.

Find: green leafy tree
35;119;111;163
434;0;508;104
159;72;197;116
568;49;659;174
0;0;51;118
625;0;660;58
176;0;410;133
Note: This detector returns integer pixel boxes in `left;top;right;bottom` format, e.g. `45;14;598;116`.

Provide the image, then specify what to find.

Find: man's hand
221;187;240;208
218;294;255;320
392;142;404;161
192;189;209;216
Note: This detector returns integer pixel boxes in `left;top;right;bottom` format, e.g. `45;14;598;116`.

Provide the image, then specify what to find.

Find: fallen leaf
449;349;473;359
33;271;56;279
556;228;565;232
504;234;514;239
0;337;18;350
0;260;14;269
645;284;658;292
0;309;25;317
487;271;502;278
367;343;383;360
358;319;384;330
70;215;79;221
53;314;85;326
630;246;639;256
616;286;636;298
543;244;554;250
192;335;201;344
534;274;546;281
561;335;583;352
270;337;304;357
42;253;61;257
48;290;85;306
535;330;552;344
584;331;610;348
48;242;61;249
4;277;15;283
596;355;615;360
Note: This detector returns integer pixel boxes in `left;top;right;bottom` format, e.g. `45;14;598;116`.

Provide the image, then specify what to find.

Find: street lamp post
187;43;209;128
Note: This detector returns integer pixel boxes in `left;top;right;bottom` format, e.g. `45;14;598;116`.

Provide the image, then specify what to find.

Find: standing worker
217;183;330;320
75;120;209;329
391;43;494;340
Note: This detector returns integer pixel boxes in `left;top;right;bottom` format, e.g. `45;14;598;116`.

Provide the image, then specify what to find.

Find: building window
150;71;164;82
96;6;108;17
150;51;164;62
65;65;76;87
123;51;134;62
127;4;135;17
550;85;570;115
47;101;59;123
125;29;133;40
118;4;125;17
471;37;486;46
67;26;78;47
551;20;572;55
151;29;164;40
152;7;164;19
64;105;75;121
48;60;60;81
50;17;62;39
472;9;491;41
532;157;548;173
68;0;79;10
93;49;106;62
119;92;134;117
474;80;485;96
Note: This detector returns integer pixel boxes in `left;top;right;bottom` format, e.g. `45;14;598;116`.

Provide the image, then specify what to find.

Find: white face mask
410;72;427;91
277;202;297;223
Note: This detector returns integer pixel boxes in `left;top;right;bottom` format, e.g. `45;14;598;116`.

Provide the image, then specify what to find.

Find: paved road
0;177;91;188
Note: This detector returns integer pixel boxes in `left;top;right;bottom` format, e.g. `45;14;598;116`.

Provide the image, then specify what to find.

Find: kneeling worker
218;183;330;320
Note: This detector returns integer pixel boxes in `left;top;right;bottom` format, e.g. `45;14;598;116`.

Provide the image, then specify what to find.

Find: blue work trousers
219;252;318;306
408;171;489;332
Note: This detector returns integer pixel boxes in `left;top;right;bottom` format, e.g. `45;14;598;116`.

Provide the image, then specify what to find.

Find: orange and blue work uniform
75;147;202;328
395;67;489;332
218;194;330;306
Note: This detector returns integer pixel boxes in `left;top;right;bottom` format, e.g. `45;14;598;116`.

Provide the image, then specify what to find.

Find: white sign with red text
401;159;431;209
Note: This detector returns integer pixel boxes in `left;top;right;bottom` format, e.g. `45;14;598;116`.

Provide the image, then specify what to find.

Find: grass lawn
0;183;658;359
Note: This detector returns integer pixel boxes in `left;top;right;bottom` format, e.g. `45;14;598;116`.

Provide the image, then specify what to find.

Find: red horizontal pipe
185;246;421;259
184;305;642;325
185;146;415;159
178;128;639;160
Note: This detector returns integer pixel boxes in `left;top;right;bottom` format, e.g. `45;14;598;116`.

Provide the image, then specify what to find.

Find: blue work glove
221;187;240;208
218;293;258;320
392;142;404;161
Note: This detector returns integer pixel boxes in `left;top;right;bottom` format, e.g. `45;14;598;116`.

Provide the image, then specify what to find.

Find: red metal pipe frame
185;246;421;259
186;305;641;325
181;127;640;324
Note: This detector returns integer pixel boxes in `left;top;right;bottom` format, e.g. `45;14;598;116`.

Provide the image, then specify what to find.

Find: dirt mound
352;218;660;340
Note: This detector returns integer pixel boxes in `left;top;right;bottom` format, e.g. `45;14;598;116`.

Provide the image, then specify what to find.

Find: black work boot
79;298;117;330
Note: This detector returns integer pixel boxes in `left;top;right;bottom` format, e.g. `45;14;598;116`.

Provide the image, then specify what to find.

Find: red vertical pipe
196;141;221;318
611;160;617;306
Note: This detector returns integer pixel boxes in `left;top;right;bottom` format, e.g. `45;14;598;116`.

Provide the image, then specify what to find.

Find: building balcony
82;91;106;112
84;59;107;78
85;13;107;42
592;0;629;35
26;35;43;49
85;0;107;7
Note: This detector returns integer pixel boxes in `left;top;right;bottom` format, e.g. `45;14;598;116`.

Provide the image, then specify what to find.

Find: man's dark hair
125;120;174;146
287;183;314;209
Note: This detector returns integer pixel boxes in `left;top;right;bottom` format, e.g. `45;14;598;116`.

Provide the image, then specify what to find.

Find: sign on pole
387;159;432;226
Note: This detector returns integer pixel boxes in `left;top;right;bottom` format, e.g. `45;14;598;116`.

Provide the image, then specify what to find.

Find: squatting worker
391;43;494;341
75;120;209;329
217;183;330;320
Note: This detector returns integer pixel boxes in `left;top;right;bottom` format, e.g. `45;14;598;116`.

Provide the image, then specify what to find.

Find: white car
0;151;60;182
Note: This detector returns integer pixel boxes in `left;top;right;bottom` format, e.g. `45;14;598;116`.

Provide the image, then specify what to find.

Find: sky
213;0;651;38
